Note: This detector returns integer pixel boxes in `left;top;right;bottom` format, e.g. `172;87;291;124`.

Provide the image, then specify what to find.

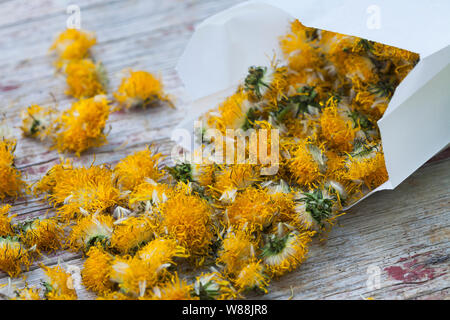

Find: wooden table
0;0;448;300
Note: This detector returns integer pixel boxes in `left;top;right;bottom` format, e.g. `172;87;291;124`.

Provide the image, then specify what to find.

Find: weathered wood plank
0;0;448;300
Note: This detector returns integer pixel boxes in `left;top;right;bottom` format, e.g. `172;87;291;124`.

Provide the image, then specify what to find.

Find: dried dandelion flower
20;104;56;139
45;164;120;221
0;205;14;237
216;229;256;276
292;189;336;230
82;244;114;294
110;216;156;254
129;180;174;211
261;231;314;277
233;261;269;294
109;256;154;297
0;139;26;200
33;158;73;195
114;70;171;109
286;140;326;187
114;147;165;191
18;218;63;253
50;28;96;67
64;59;107;99
244;66;288;106
344;144;388;190
320;98;357;152
144;274;197;300
213;164;260;201
42;265;78;300
137;238;188;268
0;236;31;277
205;90;255;134
13;287;41;300
193;271;237;300
158;190;214;257
225;188;276;233
68;214;114;252
53;95;111;155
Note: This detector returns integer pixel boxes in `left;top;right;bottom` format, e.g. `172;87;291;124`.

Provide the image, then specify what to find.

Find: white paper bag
175;0;450;205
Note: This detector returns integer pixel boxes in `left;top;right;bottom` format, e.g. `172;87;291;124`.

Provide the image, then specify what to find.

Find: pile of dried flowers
0;20;418;300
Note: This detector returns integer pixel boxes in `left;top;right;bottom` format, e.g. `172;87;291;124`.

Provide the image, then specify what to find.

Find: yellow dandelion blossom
281;20;323;73
213;164;260;201
292;189;337;230
226;188;276;233
261;231;314;277
42;265;77;300
20;104;56;139
114;147;165;192
110;216;156;254
344;149;388;190
68;214;114;252
19;218;63;253
0;236;31;277
144;274;197;300
114;70;171;109
320;98;357;152
243;66;289;106
352;89;389;120
191;163;215;187
53;95;111;155
129;180;174;211
109;256;154;297
12;287;41;300
46;165;120;221
0;139;26;200
158;191;213;257
64;59;106;99
137;238;188;268
233;261;269;294
193;271;237;300
0;205;14;237
205;89;254;134
50;28;96;67
216;229;256;276
286;140;326;187
34;158;73;195
82;245;114;294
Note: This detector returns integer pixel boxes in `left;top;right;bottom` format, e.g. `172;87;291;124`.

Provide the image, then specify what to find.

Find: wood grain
0;0;448;300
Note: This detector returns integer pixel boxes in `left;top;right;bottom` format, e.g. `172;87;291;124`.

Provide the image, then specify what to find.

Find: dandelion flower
42;265;78;300
158;190;214;257
129;180;174;212
20;104;56;139
68;214;114;252
216;229;256;276
193;271;237;300
0;205;14;237
114;147;165;191
144;274;197;300
82;245;114;294
13;287;41;300
261;231;314;277
110;216;156;254
18;218;63;253
50;28;96;68
64;59;107;99
233;261;269;294
109;256;153;297
114;70;171;109
0;236;31;277
53;95;111;155
0;139;26;200
44;164;120;221
225;188;276;233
